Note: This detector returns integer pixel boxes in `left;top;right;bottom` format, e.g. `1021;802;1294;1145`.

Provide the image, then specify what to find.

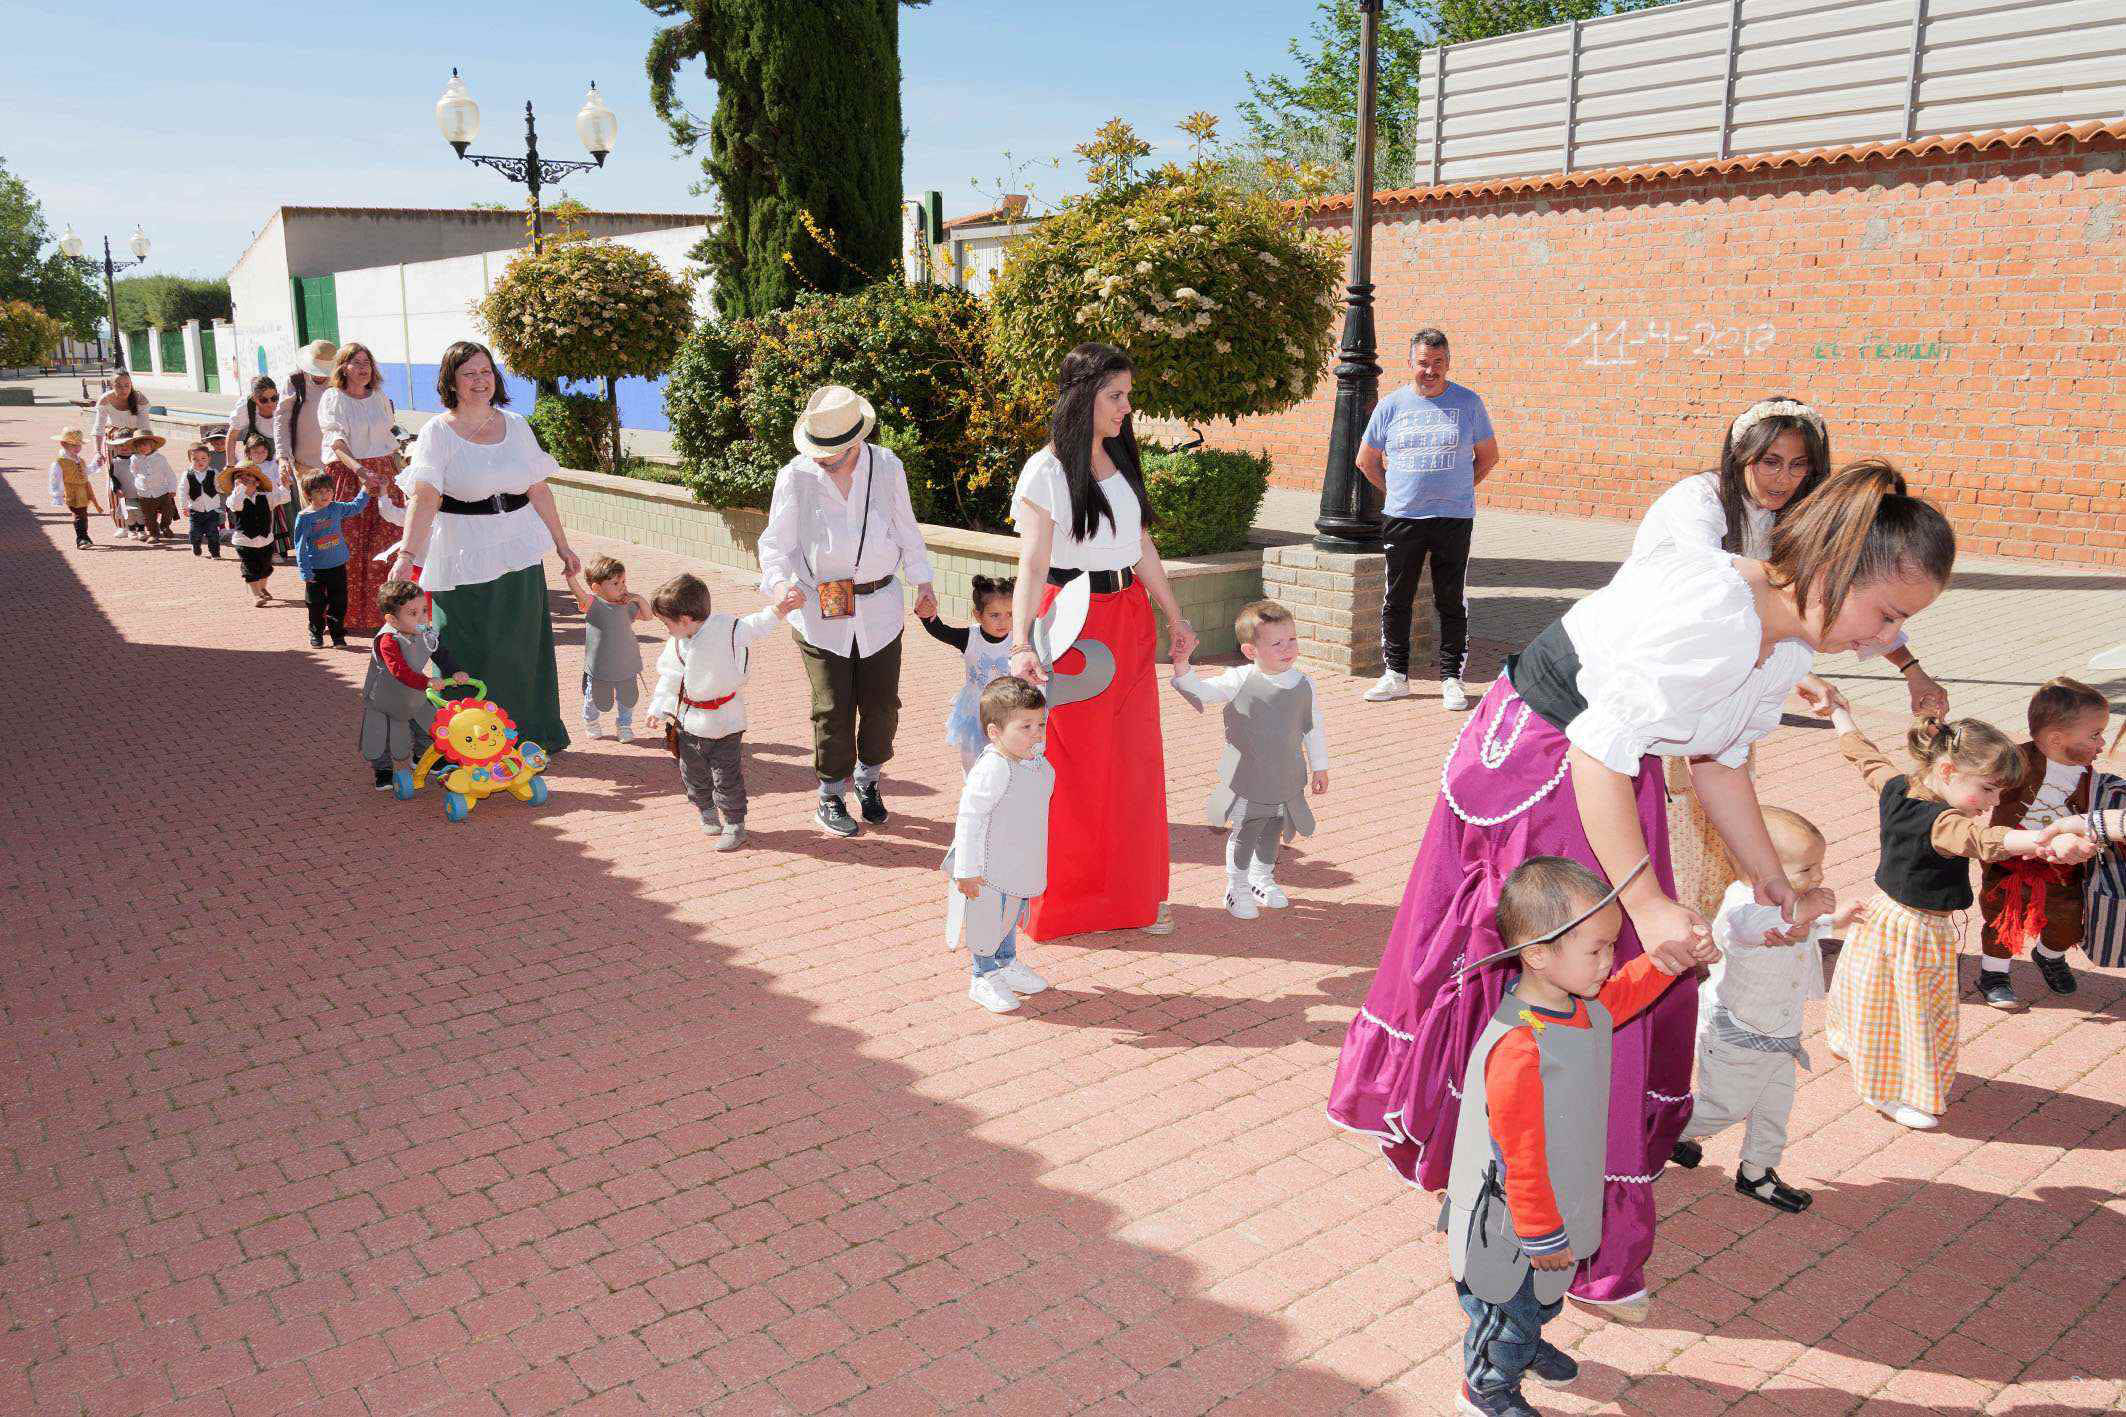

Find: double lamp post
56;224;150;371
433;70;618;251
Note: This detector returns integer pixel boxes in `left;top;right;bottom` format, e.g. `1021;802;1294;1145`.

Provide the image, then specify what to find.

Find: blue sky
5;0;1321;279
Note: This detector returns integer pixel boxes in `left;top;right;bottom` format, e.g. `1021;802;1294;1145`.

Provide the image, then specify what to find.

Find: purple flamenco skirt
1326;675;1695;1303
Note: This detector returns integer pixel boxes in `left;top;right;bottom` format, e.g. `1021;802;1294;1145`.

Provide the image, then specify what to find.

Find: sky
3;0;1324;280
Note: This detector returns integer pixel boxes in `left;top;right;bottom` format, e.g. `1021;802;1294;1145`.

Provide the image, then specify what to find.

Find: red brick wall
1214;133;2125;565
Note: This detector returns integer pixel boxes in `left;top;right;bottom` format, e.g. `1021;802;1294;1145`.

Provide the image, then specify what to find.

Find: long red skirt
1024;579;1169;941
333;453;407;633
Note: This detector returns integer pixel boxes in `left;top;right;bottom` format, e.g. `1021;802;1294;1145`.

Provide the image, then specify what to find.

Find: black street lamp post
1313;0;1386;551
58;224;150;371
435;71;618;251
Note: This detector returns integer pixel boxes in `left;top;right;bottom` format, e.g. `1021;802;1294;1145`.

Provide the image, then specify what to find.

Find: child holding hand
293;471;370;647
919;574;1018;773
362;579;467;794
48;427;102;547
1443;856;1717;1417
1820;688;2098;1129
567;555;653;742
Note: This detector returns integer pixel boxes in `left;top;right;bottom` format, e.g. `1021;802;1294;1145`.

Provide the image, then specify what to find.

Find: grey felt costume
360;626;451;765
943;747;1054;957
583;595;643;685
1174;668;1319;839
1442;991;1612;1306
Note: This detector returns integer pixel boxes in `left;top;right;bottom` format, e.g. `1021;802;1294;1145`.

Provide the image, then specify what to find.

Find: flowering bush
0;299;62;369
989;125;1345;425
475;240;695;469
665;281;1046;532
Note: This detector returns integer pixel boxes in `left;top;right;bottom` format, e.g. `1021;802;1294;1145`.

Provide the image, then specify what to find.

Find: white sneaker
1140;903;1176;935
1249;880;1290;909
615;722;634;743
992;961;1048;996
1363;671;1411;702
1441;677;1470;712
969;975;1020;1013
582;715;604;738
1225;886;1259;920
1879;1103;1938;1130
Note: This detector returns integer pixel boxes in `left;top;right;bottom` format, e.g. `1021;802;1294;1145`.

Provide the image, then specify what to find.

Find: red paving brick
3;391;2123;1415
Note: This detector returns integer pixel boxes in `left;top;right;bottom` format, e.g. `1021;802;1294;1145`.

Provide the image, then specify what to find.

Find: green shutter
199;328;220;393
159;328;187;373
291;275;340;346
127;332;151;372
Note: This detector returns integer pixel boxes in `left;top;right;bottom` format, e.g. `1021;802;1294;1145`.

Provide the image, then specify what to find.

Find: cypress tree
644;1;928;321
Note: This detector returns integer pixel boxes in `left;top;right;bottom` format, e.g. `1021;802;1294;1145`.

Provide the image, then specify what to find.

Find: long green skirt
433;564;571;755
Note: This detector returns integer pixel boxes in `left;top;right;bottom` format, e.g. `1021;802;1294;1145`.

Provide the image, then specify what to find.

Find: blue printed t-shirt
1360;381;1495;520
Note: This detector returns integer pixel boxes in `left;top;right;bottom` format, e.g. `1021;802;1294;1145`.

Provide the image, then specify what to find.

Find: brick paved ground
4;393;2121;1417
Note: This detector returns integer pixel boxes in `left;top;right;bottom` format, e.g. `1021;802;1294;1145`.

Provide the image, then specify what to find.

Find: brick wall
1215;130;2125;565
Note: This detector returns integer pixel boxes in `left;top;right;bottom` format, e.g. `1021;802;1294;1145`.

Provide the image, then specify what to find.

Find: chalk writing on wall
1565;318;1776;368
1811;339;1951;362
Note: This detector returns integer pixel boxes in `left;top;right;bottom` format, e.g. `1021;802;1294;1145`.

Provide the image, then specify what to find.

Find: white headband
1730;399;1823;443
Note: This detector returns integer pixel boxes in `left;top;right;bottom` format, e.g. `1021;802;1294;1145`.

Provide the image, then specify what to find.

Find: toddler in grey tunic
945;677;1055;1014
568;556;650;740
1171;600;1328;922
362;580;466;791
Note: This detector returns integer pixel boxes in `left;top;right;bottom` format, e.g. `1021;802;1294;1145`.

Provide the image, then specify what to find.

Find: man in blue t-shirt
1355;328;1499;710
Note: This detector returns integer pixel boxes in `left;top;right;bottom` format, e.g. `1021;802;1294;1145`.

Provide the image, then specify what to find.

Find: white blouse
398;411;558;592
92;398;153;456
1626;470;1904;661
1560;542;1814;776
1013;447;1143;573
1631;472;1772;561
317;388;399;461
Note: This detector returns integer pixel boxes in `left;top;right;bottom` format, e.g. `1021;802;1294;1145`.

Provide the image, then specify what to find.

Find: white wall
226;211;297;387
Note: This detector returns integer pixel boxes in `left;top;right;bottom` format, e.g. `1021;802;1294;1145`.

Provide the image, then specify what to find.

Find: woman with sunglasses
226;377;289;556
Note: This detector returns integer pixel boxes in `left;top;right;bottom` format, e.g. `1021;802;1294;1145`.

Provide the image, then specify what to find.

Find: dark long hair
1048;342;1155;542
240;375;278;440
1710;396;1831;552
106;371;142;416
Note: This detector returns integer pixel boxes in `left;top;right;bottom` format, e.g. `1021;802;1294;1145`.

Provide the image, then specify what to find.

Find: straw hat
118;430;167;454
296;339;339;378
218;461;270;497
791;385;876;461
52;426;85;445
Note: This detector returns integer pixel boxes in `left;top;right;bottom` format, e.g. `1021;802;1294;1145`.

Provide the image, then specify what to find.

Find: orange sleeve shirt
1484;955;1677;1253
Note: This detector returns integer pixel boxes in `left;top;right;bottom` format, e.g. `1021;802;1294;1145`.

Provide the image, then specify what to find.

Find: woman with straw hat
757;385;939;838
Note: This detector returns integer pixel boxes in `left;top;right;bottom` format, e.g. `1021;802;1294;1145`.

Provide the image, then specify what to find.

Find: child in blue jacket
294;471;370;648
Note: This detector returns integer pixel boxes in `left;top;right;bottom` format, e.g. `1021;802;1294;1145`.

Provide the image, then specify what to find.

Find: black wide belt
1048;566;1135;594
440;491;531;516
854;576;895;595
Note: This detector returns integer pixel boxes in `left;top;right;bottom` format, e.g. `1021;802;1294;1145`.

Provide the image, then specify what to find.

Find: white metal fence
1408;0;2126;187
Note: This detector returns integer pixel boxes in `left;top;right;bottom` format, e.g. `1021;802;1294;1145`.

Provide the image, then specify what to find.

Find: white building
225;206;711;428
902;196;1039;295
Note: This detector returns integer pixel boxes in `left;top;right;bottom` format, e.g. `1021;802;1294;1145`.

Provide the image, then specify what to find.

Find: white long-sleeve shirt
646;607;785;739
317;388;399;462
1172;664;1329;769
948;747;1054;899
129;451;180;499
756;445;934;659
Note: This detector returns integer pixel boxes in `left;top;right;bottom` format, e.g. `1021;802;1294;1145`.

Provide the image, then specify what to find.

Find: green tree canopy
1236;0;1667;194
642;0;930;321
0;159;104;338
112;275;231;330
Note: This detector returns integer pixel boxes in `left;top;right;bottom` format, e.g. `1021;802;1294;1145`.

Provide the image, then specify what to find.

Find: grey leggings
1226;803;1284;881
677;729;747;826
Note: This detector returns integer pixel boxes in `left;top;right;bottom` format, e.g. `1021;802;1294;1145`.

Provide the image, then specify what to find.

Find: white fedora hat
792;385;876;461
296;339;339;378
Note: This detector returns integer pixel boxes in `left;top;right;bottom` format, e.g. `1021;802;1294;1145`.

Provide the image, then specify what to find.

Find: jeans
1457;1270;1561;1395
970;906;1023;978
1381;515;1473;679
189;510;223;556
583;675;640;727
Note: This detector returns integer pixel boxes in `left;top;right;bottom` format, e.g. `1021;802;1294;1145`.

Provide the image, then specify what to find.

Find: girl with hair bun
1815;688;2098;1129
921;573;1020;774
1332;459;1960;1320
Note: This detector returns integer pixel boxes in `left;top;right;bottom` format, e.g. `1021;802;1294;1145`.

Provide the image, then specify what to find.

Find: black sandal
1735;1167;1811;1212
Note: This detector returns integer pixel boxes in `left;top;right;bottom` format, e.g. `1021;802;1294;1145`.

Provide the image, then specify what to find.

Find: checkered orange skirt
1824;892;1960;1115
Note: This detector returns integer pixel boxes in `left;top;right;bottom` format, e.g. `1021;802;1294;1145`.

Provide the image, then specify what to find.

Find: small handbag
807;448;874;621
2083;771;2126;968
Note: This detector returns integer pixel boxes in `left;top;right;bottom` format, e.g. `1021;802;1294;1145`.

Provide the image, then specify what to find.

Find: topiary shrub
526;391;610;472
989;118;1345;425
664;280;1044;531
1139;445;1271;559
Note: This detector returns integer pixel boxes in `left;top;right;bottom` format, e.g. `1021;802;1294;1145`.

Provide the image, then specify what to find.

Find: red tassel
1982;860;2071;957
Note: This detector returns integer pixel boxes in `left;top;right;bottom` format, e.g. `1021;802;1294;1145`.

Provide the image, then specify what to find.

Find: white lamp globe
59;225;83;261
576;82;618;163
436;69;481;153
127;226;150;262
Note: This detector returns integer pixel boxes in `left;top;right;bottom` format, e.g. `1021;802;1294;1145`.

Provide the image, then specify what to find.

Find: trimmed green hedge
1140;445;1271;558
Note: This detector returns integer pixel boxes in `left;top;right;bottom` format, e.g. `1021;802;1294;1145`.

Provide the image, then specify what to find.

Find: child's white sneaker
582;714;604;738
1225;885;1260;920
992;961;1048;996
616;721;634;743
969;975;1020;1012
1878;1103;1937;1129
1248;880;1291;909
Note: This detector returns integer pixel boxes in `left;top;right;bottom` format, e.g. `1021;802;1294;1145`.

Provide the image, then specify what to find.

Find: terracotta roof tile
1299;119;2126;216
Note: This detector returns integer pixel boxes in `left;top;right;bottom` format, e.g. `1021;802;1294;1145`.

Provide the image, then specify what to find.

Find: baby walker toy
412;678;552;822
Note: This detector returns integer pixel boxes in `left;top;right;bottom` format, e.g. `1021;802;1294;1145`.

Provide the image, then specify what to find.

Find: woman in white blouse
90;370;153;535
757;386;938;838
389;341;582;755
1006;343;1200;940
1330;461;1956;1321
317;342;403;632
